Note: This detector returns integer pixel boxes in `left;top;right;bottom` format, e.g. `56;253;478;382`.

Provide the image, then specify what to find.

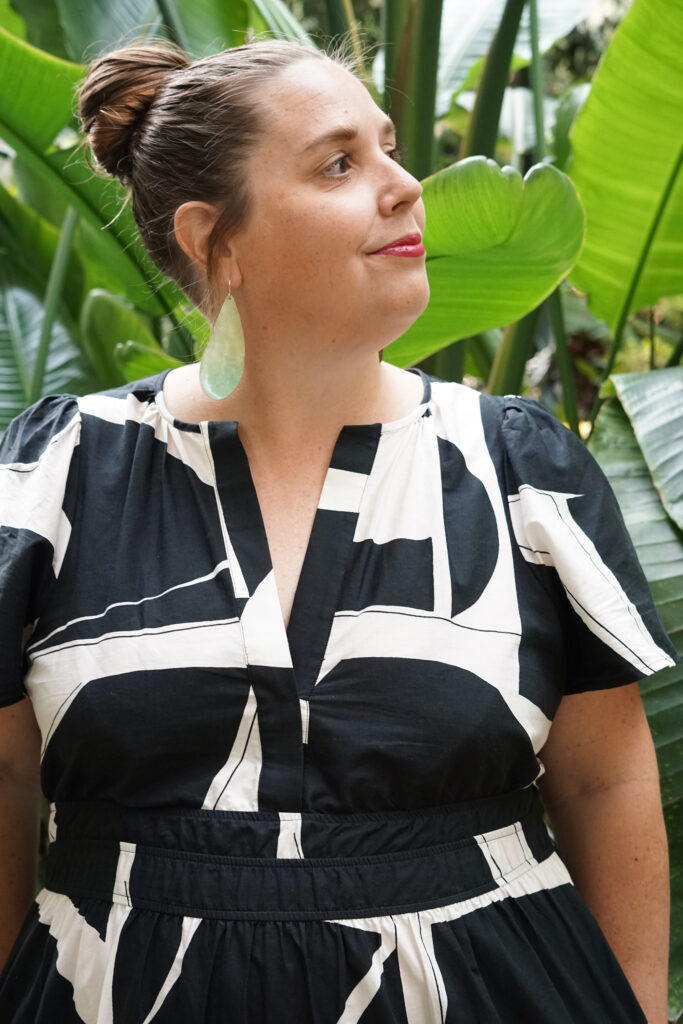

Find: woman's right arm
0;697;42;973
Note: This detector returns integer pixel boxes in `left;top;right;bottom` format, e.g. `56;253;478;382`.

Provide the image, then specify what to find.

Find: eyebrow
301;117;396;154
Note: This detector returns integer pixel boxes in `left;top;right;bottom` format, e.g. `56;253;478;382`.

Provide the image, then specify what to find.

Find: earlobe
174;201;220;271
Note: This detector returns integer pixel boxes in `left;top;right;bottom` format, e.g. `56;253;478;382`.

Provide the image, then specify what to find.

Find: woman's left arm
538;681;670;1024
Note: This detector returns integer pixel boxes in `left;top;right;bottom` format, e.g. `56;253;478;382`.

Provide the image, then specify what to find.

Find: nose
378;158;423;216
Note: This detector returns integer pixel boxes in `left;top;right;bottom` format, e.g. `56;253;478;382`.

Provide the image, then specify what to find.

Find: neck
163;322;423;457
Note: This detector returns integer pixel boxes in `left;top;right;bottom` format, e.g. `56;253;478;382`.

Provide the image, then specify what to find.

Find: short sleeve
0;395;80;708
501;395;678;694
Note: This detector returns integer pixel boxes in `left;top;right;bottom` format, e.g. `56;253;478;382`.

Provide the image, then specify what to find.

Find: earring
199;280;245;400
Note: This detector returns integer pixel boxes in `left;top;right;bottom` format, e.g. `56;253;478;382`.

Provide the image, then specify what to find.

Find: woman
0;39;676;1024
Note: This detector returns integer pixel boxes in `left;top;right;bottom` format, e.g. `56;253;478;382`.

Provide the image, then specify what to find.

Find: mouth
369;233;425;258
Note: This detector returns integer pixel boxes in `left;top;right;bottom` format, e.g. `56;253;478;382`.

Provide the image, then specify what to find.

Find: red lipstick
371;233;425;257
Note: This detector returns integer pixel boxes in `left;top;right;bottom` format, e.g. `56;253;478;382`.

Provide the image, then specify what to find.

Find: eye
322;154;351;177
387;145;405;164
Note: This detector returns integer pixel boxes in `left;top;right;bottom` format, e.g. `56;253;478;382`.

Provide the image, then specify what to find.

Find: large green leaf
80;289;160;388
385;156;584;367
612;368;683;531
0;27;81;150
569;0;683;334
589;397;683;1015
53;0;161;64
249;0;313;43
0;269;96;431
0;183;85;320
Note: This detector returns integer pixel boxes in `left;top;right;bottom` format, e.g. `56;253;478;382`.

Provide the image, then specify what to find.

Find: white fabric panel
203;686;261;812
299;698;310;744
239;572;293;668
27;618;245;757
395;913;448;1023
353;416;452;617
431;383;521;637
276;813;303;858
112;842;136;906
36;848;134;1024
511;484;676;675
0;412;80;576
336;920;397;1024
474;822;538;887
318;468;368;513
508;496;554;565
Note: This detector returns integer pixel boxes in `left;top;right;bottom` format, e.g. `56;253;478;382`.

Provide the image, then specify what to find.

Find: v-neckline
154;368;432;694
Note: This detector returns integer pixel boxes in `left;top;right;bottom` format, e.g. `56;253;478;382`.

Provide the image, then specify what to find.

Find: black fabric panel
249;666;304;810
329;423;381;474
29;564;238;653
41;668;252;806
305;658;538;812
0;394;79;463
287;509;361;697
437;436;499;618
112;910;184;1022
501;396;678;687
433;888;646;1023
151;919;381;1024
338;537;434;612
42;415;229;641
0;528;55;705
360;944;410;1024
0;906;84;1024
210;422;271;596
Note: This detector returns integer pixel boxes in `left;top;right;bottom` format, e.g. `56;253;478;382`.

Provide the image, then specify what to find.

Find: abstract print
0;370;675;1023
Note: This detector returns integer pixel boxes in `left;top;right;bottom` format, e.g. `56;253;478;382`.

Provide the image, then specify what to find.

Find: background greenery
0;0;681;1014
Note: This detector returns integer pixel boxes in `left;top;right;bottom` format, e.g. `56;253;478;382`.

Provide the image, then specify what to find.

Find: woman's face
229;58;429;350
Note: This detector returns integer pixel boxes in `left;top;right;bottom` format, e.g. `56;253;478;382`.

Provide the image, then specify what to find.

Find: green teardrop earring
199;281;245;400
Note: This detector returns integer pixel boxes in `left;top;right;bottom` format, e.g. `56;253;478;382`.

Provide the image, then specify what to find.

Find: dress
0;368;677;1024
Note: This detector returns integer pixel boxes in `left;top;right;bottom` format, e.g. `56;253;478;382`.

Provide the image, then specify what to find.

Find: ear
174;201;220;272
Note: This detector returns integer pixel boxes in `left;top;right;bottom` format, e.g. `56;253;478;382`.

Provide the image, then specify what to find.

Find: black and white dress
0;369;676;1023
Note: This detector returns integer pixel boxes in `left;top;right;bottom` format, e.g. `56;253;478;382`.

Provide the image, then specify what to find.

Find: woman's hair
77;39;339;315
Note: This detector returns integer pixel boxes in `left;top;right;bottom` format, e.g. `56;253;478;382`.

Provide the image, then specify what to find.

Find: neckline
152;366;432;434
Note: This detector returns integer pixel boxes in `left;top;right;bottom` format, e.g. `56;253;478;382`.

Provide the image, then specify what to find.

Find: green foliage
385;157;584;367
569;0;683;380
589;369;683;1016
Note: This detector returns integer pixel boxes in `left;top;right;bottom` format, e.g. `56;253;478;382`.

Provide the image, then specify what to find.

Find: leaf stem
29;206;78;405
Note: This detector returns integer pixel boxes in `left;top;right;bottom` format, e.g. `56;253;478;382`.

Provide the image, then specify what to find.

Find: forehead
260;59;386;143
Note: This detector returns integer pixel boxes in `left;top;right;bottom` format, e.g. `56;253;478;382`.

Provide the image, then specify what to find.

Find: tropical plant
1;0;682;1011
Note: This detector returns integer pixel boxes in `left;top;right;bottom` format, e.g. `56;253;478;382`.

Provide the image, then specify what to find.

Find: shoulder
0;393;81;465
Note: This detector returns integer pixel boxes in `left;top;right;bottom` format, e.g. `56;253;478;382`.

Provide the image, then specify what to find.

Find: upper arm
0;696;41;782
538;682;661;813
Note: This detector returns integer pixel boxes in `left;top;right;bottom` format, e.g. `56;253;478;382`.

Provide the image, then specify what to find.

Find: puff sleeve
0;396;80;708
501;395;678;694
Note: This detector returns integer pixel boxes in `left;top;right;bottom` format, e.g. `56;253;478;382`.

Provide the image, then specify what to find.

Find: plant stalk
29;206;78;405
156;0;192;54
461;0;526;158
384;0;444;180
600;141;683;388
548;290;580;436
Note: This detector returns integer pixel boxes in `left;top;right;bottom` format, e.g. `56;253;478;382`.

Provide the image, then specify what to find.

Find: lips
370;233;425;257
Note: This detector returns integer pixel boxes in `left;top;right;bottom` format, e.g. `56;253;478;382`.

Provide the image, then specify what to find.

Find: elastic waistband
45;790;557;920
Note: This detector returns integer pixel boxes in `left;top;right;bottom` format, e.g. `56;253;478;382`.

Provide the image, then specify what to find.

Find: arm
0;697;42;973
538;682;669;1024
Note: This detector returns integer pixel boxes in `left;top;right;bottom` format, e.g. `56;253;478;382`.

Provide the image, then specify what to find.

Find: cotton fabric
0;369;676;1023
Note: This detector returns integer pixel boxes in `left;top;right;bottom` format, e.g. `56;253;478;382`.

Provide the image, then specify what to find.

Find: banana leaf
385;156;585;367
589;389;683;1016
569;0;683;338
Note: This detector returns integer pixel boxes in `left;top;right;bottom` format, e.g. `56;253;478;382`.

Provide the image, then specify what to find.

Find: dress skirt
0;789;646;1023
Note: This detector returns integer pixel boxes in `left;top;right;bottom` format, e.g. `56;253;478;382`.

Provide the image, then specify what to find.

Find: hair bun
78;44;190;182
